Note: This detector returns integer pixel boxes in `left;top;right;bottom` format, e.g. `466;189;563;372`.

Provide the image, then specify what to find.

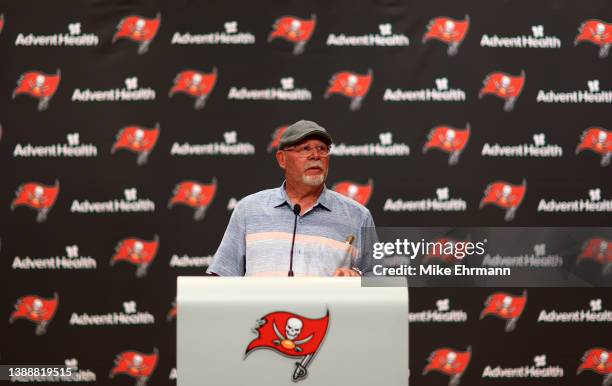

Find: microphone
288;204;301;277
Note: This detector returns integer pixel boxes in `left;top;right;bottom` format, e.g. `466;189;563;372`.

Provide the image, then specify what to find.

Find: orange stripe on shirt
246;231;358;258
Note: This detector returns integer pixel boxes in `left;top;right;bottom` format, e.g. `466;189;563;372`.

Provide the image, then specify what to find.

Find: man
207;120;376;276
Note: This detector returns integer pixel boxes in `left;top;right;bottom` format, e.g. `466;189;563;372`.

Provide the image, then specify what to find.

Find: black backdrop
1;0;610;385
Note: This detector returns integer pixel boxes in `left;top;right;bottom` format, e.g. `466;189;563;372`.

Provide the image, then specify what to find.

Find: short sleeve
206;202;247;276
356;209;378;274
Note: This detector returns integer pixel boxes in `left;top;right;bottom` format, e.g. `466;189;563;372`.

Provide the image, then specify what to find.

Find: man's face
276;138;330;188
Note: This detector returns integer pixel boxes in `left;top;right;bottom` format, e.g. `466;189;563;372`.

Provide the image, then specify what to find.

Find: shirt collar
273;181;332;212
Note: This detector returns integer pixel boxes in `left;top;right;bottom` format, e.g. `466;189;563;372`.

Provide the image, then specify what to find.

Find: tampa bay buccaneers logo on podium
109;348;158;386
423;346;471;386
112;123;160;165
422;15;470;56
480;290;527;332
168;178;217;221
479;179;527;222
578;347;612;386
11;180;60;223
577;237;612;276
423;124;470;165
112;13;161;55
9;293;59;336
169;68;218;110
575;19;612;59
479;70;526;112
576;127;611;167
268;14;316;55
245;310;329;381
325;69;373;111
12;69;61;111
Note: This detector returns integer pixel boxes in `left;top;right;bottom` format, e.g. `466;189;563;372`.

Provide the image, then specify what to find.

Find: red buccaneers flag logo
112;13;161;55
110;348;158;386
246;310;329;381
111;124;160;165
12;69;61;111
268;124;289;152
578;237;612;276
423;237;466;264
169;68;218;110
423;124;470;165
9;293;58;335
422;15;470;56
480;290;527;332
325;69;373;111
166;299;176;322
110;235;159;278
11;180;60;223
168;179;217;221
578;347;612;386
479;179;527;222
268;14;316;55
479;70;526;112
577;127;611;167
575;19;612;58
332;179;374;206
423;346;471;386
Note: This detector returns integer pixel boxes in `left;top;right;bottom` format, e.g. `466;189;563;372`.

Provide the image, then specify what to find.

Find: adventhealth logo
326;23;410;46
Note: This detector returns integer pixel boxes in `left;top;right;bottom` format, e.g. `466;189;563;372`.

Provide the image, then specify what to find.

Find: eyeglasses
283;144;331;157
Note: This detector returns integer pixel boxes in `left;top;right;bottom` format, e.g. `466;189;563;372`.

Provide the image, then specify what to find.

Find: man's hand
333;268;361;277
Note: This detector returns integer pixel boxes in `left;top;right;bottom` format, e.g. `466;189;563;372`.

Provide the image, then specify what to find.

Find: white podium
178;277;408;386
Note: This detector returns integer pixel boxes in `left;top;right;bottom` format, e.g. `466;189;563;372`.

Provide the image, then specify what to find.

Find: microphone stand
288;204;301;277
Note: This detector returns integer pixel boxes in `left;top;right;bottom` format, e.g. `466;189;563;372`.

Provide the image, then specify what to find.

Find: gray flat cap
279;120;333;149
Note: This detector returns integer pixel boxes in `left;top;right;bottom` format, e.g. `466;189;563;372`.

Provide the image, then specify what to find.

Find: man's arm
356;209;378;275
206;202;246;276
333;209;377;277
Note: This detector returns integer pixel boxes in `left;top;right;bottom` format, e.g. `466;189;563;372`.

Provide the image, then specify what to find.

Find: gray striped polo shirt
207;183;376;276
